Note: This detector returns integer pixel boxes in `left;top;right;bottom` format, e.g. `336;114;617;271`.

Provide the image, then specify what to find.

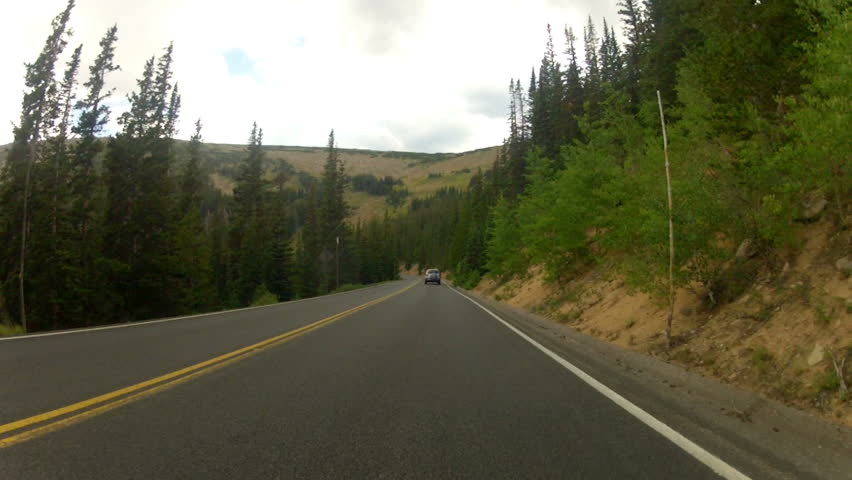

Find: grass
330;283;367;294
748;302;775;322
812;298;833;326
405;171;473;196
346;191;396;222
815;370;839;393
542;287;581;311
0;323;25;337
751;346;773;376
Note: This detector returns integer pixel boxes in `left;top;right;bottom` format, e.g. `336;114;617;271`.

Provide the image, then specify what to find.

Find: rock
835;256;852;275
807;343;825;367
797;192;828;222
736;239;758;259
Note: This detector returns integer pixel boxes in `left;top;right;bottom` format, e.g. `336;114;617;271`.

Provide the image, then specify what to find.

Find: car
424;268;441;285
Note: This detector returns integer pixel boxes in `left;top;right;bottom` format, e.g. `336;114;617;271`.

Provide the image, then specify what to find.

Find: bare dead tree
828;349;848;397
657;90;675;349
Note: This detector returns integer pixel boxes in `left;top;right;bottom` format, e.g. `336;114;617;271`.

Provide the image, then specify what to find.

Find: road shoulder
450;283;852;480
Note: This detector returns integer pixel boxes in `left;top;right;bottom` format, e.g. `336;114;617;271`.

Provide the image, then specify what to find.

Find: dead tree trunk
657;90;676;349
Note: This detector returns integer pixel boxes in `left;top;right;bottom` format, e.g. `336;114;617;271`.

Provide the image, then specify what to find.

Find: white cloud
1;0;622;152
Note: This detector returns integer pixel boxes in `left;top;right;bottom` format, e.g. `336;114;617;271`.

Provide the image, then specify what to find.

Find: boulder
736;239;758;259
797;192;828;222
835;256;852;275
807;343;825;367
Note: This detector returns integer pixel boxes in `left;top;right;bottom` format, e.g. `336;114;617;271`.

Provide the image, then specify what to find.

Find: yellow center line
0;281;416;448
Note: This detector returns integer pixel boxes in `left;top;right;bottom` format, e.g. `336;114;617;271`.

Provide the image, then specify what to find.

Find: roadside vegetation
393;0;848;317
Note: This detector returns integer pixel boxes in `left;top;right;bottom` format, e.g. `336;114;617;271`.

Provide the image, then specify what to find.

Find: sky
1;0;622;153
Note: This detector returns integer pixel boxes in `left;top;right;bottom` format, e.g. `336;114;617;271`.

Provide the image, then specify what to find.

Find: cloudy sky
1;0;621;153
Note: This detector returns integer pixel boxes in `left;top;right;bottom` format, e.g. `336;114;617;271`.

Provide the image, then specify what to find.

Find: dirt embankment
475;220;852;427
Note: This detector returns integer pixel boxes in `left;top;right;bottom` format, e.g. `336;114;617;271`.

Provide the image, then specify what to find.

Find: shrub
0;323;24;337
250;285;279;307
815;370;839;393
751;346;773;375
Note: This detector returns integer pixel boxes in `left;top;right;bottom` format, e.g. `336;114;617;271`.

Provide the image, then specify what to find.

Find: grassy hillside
0;141;501;222
198;142;499;222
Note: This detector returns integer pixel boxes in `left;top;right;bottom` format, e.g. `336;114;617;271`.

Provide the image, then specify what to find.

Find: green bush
0;323;24;337
710;260;761;306
250;285;279;307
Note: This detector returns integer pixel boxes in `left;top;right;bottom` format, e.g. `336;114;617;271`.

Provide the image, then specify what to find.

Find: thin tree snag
657;90;675;350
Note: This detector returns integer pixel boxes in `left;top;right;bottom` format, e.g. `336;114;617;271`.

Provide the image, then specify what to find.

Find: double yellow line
0;281;416;449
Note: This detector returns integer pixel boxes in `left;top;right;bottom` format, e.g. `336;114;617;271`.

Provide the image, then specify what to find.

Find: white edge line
1;280;413;341
447;284;751;480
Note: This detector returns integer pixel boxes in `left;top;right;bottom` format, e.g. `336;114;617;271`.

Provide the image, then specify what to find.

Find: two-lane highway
1;280;733;478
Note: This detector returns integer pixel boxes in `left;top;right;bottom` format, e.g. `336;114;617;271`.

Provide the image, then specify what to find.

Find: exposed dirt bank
475;220;851;427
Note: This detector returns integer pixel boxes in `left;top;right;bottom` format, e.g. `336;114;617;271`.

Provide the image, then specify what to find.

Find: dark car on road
424;269;441;285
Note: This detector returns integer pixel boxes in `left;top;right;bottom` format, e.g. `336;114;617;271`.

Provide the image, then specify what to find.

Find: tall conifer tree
0;0;74;330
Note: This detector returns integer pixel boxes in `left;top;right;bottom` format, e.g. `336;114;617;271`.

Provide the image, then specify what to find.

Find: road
0;279;753;479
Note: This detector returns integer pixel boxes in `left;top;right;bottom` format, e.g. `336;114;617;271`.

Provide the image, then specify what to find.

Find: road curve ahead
1;279;732;479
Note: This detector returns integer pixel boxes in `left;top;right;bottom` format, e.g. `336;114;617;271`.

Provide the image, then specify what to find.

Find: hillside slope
0;142;501;222
200;143;499;222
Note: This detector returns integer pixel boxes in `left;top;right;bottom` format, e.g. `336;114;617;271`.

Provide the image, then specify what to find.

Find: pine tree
505;79;529;199
267;209;294;302
179;119;205;214
319;129;349;291
103;43;181;320
599;20;623;87
209;206;230;307
28;44;82;329
618;0;644;107
230;123;267;305
266;174;295;301
526;68;537;146
0;0;74;330
641;0;701;104
298;185;321;298
563;26;585;143
68;25;119;323
172;119;214;313
583;16;601;112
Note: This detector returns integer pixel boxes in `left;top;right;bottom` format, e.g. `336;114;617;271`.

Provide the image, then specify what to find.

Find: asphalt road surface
1;279;742;479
